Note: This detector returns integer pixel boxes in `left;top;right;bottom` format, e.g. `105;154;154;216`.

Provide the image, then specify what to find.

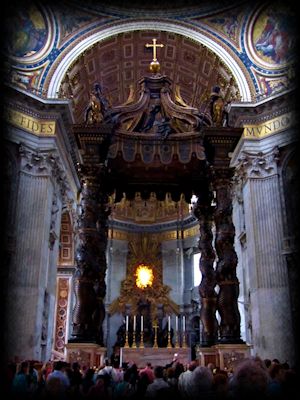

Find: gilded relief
113;192;189;224
109;233;179;318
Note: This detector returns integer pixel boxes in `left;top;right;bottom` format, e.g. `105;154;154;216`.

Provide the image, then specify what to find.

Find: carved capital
19;144;49;175
19;144;69;195
235;146;280;179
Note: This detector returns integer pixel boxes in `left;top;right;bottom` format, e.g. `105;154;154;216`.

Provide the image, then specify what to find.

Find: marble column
234;147;294;362
4;145;67;362
193;189;218;346
71;164;110;345
213;169;242;344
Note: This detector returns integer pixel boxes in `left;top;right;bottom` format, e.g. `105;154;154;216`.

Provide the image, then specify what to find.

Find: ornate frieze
243;112;294;140
6;108;56;136
112;191;190;224
228;92;295;129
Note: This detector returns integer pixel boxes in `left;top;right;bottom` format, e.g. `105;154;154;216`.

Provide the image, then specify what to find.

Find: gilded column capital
234;146;280;180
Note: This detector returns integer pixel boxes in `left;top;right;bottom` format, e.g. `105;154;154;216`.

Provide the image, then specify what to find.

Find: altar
120;347;190;368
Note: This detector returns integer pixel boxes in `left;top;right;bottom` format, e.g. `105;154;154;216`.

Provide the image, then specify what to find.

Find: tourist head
188;360;198;371
154;366;164;379
72;362;80;370
191;366;213;391
19;361;29;374
230;357;270;399
53;361;65;371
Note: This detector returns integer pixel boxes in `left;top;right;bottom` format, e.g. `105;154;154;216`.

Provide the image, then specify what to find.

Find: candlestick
141;315;143;332
167;330;172;348
124;331;129;348
175;330;179;348
133;315;136;331
168;315;171;332
132;331;137;348
140;331;144;348
182;331;187;348
175;316;179;348
120;348;123;367
199;319;202;343
126;315;129;331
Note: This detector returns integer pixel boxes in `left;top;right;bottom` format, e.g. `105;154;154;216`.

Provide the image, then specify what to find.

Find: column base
213;343;252;371
197;346;217;366
197;343;252;370
66;342;107;369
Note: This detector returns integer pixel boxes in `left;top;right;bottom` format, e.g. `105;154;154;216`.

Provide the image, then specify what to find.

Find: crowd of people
1;355;297;400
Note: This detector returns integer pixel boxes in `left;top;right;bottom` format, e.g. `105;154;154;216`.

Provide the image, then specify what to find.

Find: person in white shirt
178;360;198;399
46;360;70;395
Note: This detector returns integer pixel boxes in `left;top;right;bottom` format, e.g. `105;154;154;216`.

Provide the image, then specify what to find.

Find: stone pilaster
234;147;294;363
4;145;68;362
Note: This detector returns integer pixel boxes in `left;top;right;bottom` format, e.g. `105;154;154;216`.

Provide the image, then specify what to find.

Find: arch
47;21;253;101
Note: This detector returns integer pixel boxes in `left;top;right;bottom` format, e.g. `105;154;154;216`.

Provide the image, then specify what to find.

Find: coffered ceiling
60;30;240;124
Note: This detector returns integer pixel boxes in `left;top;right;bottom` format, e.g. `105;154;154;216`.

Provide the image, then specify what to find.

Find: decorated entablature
109;233;179;319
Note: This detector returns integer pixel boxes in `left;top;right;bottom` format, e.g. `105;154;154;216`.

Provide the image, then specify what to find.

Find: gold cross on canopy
145;38;164;62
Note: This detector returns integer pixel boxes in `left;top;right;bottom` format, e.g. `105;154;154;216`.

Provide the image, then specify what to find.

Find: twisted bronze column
213;169;242;343
72;164;110;344
193;189;218;346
